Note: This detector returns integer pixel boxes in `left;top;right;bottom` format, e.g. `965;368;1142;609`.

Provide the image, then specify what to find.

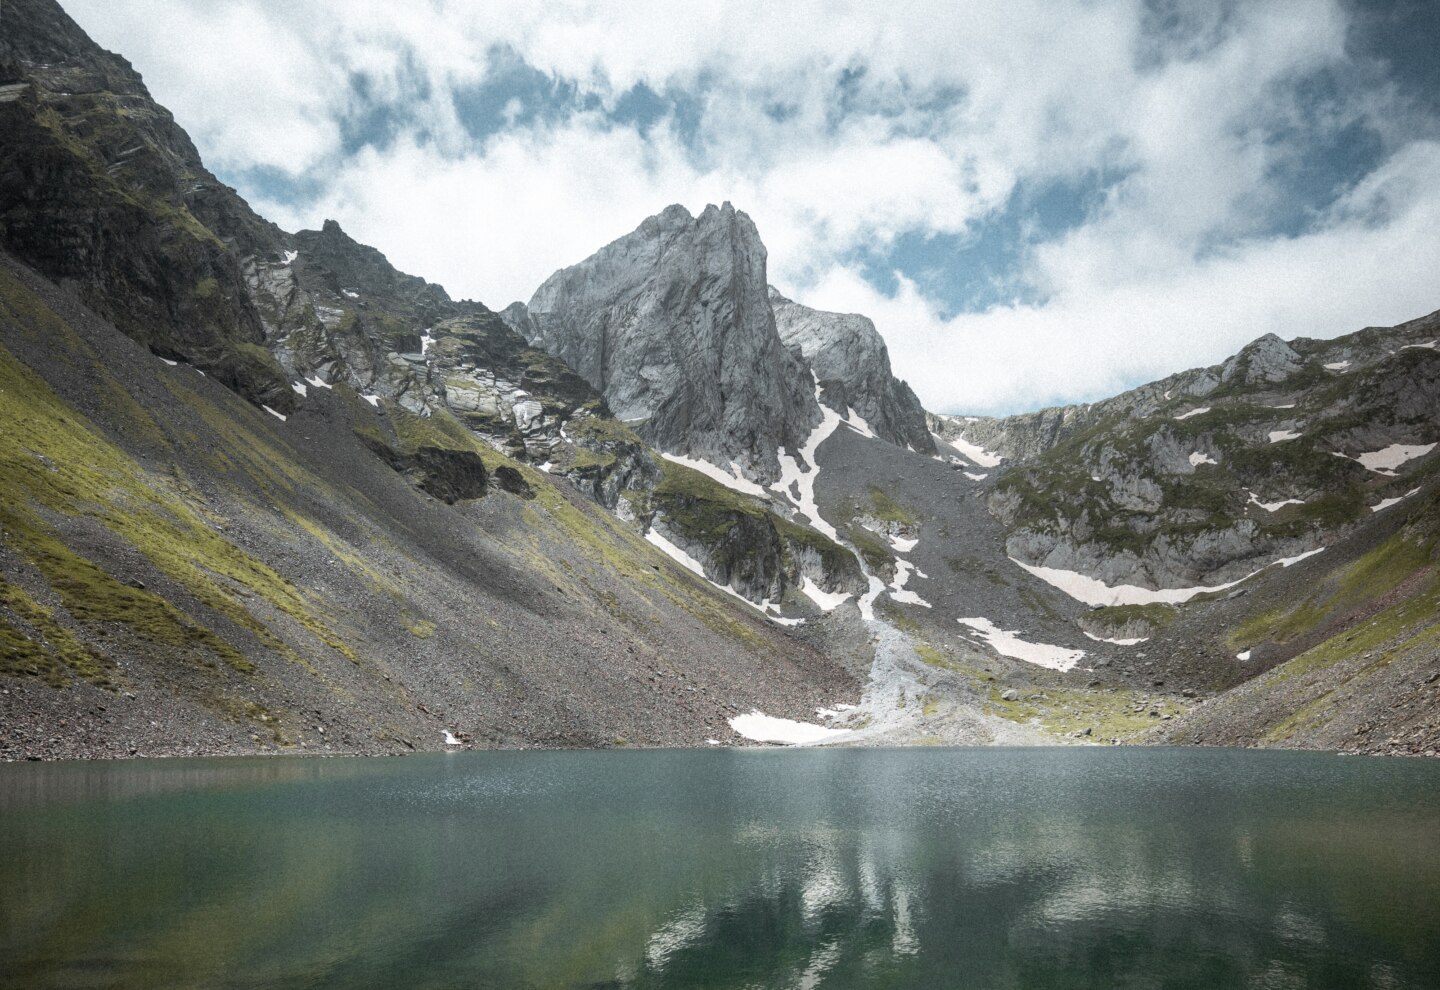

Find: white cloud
63;0;1438;413
257;121;715;306
804;141;1440;413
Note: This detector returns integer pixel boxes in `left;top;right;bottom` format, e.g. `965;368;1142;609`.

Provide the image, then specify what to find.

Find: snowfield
729;711;850;745
1351;443;1436;473
956;617;1086;672
1010;547;1326;607
946;435;1004;468
661;452;768;497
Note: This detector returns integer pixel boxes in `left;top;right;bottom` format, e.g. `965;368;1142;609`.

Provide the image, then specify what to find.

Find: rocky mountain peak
769;287;935;454
1220;332;1302;384
1;0;126;83
520;202;819;484
293;219;453;320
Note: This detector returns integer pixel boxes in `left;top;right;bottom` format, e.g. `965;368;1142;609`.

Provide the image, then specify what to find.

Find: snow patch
1174;407;1210;420
342;289;359;299
888;559;931;608
291;381;308;397
442;730;462;746
1189;452;1218;466
844;408;877;439
1351;443;1436;473
283;250;298;265
706;738;721;746
800;577;851;612
1401;339;1437;351
856;575;885;622
536;461;553;474
964;472;988;481
770;380;846;542
661;452;768;497
262;405;286;421
304;374;332;390
1272;548;1326;568
1248;491;1304;512
1371;487;1421;512
729;711;850;745
1084;632;1149;646
361;394;379;407
890;535;918;553
159;357;178;366
1323;360;1350;371
1268;429;1301;444
1236;650;1252;662
1011;547;1326;607
420;331;435;356
645;530;706;576
769;616;806;628
956;617;1085;672
947;435;1003;468
1271;403;1296;409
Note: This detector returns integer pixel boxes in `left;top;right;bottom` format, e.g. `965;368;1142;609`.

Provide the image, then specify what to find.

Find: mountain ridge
1;0;1436;759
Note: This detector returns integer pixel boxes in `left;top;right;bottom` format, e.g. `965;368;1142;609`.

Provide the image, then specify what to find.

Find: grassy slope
0;256;855;756
1153;492;1440;754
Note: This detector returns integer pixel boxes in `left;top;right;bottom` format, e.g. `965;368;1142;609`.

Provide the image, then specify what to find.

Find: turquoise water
1;747;1437;989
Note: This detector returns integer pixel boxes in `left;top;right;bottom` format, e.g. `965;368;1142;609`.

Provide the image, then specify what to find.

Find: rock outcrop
517;203;820;485
769;289;934;454
982;310;1440;591
0;0;291;408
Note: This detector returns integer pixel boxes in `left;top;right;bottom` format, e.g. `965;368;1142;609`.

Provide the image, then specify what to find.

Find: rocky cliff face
516;203;820;485
769;289;934;454
0;0;292;410
244;218;662;508
981;312;1440;591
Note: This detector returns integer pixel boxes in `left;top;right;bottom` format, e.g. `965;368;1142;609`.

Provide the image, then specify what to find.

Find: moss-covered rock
649;460;863;604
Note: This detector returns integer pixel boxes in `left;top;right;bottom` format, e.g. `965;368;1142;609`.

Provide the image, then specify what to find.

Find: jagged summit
515;201;820;484
769;287;934;454
509;201;943;480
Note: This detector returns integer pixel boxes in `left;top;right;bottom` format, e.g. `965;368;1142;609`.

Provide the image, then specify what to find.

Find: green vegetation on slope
1230;514;1437;651
0;271;359;694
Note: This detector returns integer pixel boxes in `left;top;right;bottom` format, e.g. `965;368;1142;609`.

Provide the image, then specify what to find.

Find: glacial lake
2;747;1438;989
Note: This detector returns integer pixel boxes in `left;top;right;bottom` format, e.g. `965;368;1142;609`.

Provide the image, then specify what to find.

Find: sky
68;0;1440;415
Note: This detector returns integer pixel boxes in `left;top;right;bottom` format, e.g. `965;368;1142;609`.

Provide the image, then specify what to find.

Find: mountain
0;0;862;759
1;0;1436;760
770;288;934;455
507;203;818;486
933;312;1440;593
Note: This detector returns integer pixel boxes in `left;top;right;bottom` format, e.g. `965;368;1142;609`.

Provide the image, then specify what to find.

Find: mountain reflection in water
1;746;1437;989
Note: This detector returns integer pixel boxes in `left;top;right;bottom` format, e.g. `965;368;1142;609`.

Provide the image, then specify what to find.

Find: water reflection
1;747;1437;989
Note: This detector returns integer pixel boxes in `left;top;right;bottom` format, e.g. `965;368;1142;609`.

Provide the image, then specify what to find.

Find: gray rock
1219;333;1302;385
521;203;820;484
769;288;934;454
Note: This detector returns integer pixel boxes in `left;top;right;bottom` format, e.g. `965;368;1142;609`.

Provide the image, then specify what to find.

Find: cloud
63;0;1439;413
805;140;1440;414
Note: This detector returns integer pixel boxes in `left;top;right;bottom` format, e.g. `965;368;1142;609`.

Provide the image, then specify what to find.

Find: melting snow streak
956;617;1085;672
729;711;850;745
1010;547;1326;607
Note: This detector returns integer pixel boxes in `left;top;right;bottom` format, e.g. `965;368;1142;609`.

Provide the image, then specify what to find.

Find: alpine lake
2;746;1437;989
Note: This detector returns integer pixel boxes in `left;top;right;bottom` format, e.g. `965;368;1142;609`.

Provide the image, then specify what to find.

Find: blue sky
71;0;1440;414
